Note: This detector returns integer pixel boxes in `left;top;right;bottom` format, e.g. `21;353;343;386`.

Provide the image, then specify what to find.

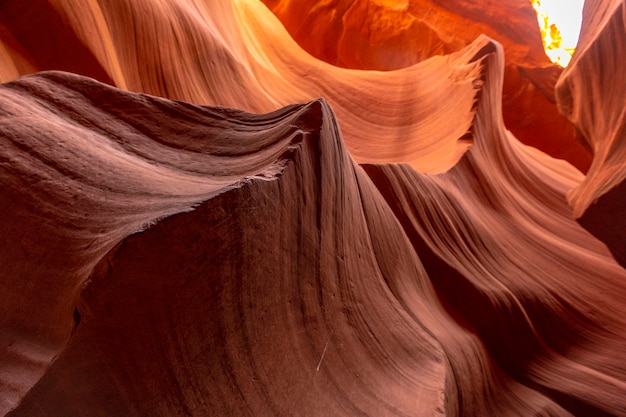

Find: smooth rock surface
260;0;593;171
1;0;625;416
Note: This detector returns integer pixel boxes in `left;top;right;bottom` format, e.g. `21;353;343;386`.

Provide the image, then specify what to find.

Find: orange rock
1;0;625;416
261;0;592;171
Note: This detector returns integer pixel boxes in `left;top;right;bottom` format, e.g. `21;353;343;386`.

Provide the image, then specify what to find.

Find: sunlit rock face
1;0;490;173
261;0;592;172
1;1;625;416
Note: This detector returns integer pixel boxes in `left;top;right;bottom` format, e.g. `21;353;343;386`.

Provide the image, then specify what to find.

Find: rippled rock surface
1;0;625;416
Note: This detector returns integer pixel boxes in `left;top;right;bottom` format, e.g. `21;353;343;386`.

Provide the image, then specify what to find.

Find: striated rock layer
1;0;625;416
557;0;626;216
2;66;625;416
260;0;593;171
555;0;626;268
0;0;490;174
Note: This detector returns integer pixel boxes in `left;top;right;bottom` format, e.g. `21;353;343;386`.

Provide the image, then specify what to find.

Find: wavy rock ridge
0;0;625;416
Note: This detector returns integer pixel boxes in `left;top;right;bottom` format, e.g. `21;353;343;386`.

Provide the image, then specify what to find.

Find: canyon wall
1;0;625;415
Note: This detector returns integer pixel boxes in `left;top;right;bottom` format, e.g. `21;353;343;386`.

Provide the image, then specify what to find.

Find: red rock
557;0;626;217
261;0;592;172
0;1;625;416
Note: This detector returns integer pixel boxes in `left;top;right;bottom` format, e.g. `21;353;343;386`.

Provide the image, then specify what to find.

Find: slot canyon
0;0;625;415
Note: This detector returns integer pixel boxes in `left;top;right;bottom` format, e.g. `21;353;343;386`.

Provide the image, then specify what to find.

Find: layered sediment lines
557;0;626;216
260;0;592;171
554;0;626;268
1;0;626;416
3;65;626;416
0;0;490;173
0;71;318;414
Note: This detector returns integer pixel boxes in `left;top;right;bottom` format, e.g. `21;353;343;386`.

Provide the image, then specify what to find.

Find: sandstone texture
1;0;625;416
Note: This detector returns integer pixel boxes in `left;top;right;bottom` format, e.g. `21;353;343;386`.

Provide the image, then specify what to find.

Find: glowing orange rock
0;0;492;174
261;0;592;172
0;0;625;416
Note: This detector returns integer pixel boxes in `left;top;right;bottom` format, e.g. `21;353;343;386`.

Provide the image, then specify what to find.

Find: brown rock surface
556;0;626;272
0;0;625;416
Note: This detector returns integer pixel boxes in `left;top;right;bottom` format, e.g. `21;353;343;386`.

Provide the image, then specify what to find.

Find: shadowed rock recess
1;0;625;416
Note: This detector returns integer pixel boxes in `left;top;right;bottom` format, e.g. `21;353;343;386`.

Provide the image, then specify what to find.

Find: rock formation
0;0;625;416
260;0;593;171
